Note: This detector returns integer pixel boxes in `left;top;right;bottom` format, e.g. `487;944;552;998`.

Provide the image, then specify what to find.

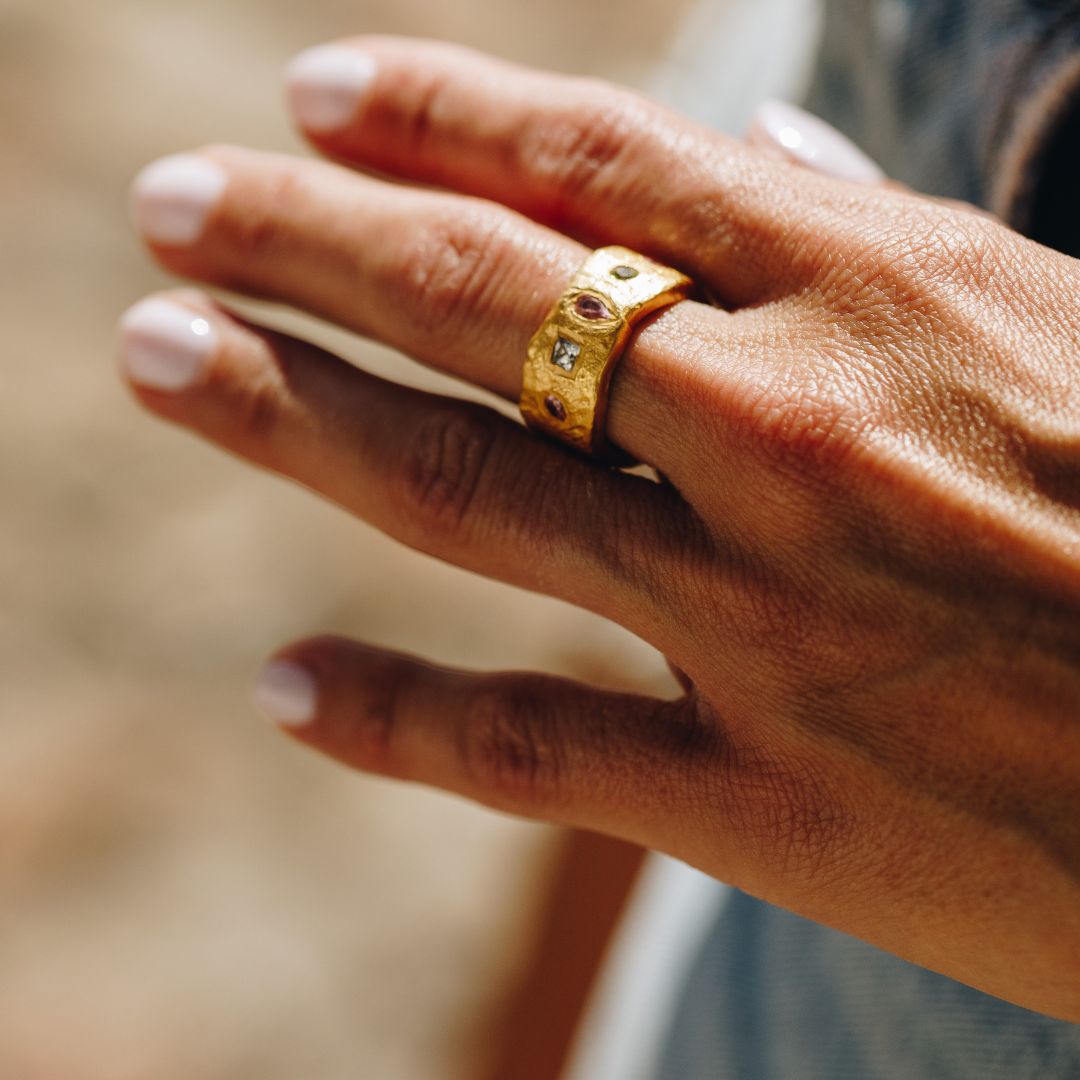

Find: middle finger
131;145;725;473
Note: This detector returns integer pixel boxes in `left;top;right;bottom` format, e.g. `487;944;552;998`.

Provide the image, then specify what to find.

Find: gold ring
519;246;692;461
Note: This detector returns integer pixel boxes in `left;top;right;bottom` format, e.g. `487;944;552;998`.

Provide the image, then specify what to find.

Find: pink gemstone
574;294;612;321
544;394;567;421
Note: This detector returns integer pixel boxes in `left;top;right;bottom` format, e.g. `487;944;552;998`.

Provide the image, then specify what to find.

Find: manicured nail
751;100;885;184
118;297;217;391
131;154;227;245
253;660;318;728
285;44;377;133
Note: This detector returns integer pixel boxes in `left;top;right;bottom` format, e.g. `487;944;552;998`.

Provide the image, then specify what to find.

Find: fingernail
118;297;217;391
285;44;377;133
131;154;227;245
751;100;885;184
253;660;318;728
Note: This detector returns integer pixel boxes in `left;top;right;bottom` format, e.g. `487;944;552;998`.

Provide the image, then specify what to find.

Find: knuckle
645;699;851;878
702;740;849;879
589;484;707;615
728;571;819;664
397;405;500;542
518;87;645;213
584;487;652;587
228;163;310;266
209;357;287;451
339;657;411;774
818;202;1002;318
398;65;456;155
916;211;998;290
391;210;514;341
353;665;405;772
732;365;874;473
457;682;561;812
755;789;850;880
892;204;1003;290
691;322;879;479
651;695;724;770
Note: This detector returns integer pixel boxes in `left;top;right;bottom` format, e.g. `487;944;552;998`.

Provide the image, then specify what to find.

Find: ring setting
519;246;691;461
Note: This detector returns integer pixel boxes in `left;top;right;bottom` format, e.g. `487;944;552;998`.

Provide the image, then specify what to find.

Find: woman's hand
119;38;1080;1019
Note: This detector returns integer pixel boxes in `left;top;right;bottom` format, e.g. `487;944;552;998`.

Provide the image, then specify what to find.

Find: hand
119;38;1080;1019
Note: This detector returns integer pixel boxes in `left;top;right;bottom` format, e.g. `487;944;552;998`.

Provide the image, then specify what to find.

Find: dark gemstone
551;337;581;371
544;394;567;421
611;265;639;280
574;294;613;321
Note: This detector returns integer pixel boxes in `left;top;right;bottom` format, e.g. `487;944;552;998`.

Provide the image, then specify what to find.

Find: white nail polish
285;44;377;133
253;660;318;728
752;100;885;184
118;297;217;391
131;154;227;245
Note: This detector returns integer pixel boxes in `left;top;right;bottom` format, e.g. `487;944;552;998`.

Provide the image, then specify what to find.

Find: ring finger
117;290;711;648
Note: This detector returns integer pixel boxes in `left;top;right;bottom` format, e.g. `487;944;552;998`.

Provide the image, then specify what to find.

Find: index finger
284;36;813;307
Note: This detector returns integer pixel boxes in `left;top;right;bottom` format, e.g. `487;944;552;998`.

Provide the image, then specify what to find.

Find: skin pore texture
119;37;1080;1021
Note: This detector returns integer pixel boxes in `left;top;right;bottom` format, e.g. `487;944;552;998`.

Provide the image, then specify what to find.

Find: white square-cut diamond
551;337;581;371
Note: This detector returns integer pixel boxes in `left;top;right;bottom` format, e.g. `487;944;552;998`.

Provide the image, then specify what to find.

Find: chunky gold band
519;246;692;460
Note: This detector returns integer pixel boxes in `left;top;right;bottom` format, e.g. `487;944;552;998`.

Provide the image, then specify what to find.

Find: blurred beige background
0;2;695;1078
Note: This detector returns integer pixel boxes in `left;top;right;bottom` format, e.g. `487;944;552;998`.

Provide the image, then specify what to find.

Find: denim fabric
652;3;1080;1076
806;0;1080;233
654;891;1080;1079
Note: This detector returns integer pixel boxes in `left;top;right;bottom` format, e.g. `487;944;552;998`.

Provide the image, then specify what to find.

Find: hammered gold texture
520;247;692;459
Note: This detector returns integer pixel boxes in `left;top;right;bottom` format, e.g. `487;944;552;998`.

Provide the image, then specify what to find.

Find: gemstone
544;394;567;421
574;294;613;321
551;336;581;371
611;265;638;280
